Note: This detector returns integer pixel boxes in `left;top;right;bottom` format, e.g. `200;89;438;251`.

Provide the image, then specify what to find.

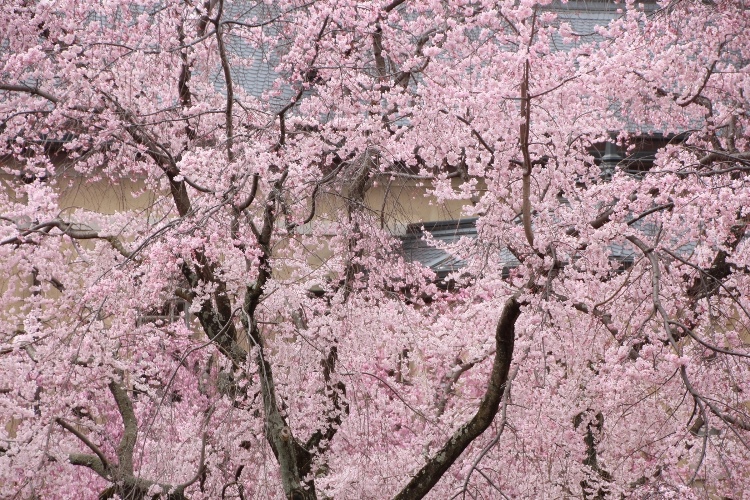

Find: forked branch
56;418;112;478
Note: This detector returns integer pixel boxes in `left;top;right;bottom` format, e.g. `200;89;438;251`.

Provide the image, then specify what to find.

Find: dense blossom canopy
1;0;750;498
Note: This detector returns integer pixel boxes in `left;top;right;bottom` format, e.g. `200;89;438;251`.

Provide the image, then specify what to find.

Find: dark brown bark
519;59;535;249
240;176;317;499
686;216;747;300
392;297;521;500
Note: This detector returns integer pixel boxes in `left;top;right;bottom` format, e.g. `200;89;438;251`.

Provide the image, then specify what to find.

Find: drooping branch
628;235;750;456
393;297;521;500
668;320;750;359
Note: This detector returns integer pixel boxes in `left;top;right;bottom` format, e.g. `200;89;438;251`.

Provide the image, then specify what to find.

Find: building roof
400;218;519;280
400;212;697;280
225;0;651;111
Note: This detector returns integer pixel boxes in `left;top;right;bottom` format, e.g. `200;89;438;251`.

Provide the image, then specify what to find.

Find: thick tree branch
240;169;315;499
244;314;314;499
108;379;138;475
68;453;110;479
393;297;521;500
305;345;349;453
519;60;535;249
384;0;408;12
698;150;750;166
212;0;235;163
686;215;747;300
234;173;260;212
177;23;197;142
435;353;493;417
0;218;132;258
55;418;112;476
0;83;59;103
373;26;388;80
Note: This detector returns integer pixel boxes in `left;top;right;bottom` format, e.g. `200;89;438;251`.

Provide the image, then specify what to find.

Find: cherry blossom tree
1;0;749;498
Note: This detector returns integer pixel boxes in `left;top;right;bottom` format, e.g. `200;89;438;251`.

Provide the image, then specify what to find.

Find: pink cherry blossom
1;0;750;498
